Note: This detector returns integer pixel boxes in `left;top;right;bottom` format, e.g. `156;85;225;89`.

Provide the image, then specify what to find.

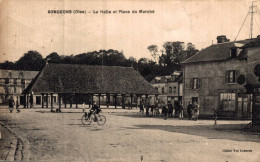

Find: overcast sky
0;0;260;62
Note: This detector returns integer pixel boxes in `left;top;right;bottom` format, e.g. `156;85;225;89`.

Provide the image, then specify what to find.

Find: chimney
216;35;230;43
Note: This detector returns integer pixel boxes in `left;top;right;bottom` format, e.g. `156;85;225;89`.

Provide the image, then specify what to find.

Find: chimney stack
216;35;230;43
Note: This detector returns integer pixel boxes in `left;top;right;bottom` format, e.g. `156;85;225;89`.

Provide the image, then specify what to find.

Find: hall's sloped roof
23;63;158;95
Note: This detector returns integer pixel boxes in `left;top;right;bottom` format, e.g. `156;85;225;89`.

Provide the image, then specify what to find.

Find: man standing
8;96;15;113
187;102;193;120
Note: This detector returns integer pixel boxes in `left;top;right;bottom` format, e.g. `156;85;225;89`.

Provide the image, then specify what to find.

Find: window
5;78;9;84
226;70;236;83
21;79;25;85
155;87;158;92
230;48;237;58
18;72;24;78
173;86;177;93
168;87;172;94
220;93;236;111
5;87;9;93
162;87;164;94
190;78;201;89
14;79;17;85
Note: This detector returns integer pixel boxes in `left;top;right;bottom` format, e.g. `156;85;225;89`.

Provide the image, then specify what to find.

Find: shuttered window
190;78;201;89
226;70;238;83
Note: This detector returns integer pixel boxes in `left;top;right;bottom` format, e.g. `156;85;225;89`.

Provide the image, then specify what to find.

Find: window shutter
190;78;193;89
198;78;201;89
225;71;229;83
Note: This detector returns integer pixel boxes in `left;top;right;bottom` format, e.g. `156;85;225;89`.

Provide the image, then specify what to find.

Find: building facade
182;35;260;118
0;69;39;105
150;72;183;104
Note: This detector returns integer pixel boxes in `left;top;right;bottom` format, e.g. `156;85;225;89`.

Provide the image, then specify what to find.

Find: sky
0;0;260;62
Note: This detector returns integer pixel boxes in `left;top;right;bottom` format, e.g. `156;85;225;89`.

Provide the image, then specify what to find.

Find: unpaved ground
0;106;259;162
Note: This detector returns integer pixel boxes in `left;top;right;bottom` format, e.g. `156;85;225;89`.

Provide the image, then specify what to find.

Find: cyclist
88;101;101;120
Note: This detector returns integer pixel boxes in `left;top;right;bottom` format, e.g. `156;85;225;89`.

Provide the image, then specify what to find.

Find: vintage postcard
0;0;260;161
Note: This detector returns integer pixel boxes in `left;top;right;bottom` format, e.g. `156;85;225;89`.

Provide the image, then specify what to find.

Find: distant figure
145;101;150;117
214;109;218;125
168;102;173;117
82;102;86;112
162;103;168;120
8;96;15;113
192;102;199;121
174;101;180;118
187;102;193;120
16;96;20;113
139;101;144;114
179;102;184;120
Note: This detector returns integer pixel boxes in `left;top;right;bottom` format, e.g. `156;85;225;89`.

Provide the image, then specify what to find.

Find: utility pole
249;1;257;40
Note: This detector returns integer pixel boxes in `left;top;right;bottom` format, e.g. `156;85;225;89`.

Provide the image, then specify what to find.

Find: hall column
130;94;133;109
114;94;117;109
58;93;61;112
41;93;44;108
98;94;101;108
50;93;54;112
30;93;34;108
121;94;125;109
46;93;49;108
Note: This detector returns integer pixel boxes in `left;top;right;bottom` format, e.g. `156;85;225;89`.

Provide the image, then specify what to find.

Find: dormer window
230;48;237;58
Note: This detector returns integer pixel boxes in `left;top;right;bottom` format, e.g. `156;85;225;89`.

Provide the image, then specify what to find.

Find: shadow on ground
122;124;260;143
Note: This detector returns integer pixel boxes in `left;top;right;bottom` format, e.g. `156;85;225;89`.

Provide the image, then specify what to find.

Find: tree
0;61;16;70
15;51;45;71
46;52;62;63
147;45;159;63
186;42;199;59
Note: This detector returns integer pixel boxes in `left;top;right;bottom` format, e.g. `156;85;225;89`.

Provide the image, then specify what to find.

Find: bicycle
81;110;106;125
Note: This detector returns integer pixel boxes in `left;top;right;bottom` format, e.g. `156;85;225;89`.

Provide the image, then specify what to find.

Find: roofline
181;38;259;64
46;63;135;69
181;57;247;65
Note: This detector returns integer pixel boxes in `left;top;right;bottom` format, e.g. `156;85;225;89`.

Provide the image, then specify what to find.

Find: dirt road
0;107;259;162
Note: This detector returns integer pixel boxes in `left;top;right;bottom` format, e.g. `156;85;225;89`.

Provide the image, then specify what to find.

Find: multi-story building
0;69;39;104
150;71;183;104
182;35;260;118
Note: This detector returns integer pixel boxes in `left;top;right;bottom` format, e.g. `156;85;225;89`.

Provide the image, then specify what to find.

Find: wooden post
70;94;72;108
58;94;61;111
50;93;53;111
122;94;125;109
130;94;133;109
75;94;78;108
41;93;44;108
24;94;27;108
64;94;67;108
46;93;49;108
114;94;117;109
30;94;33;108
106;94;110;108
26;95;29;108
88;94;91;108
98;94;101;108
91;94;94;107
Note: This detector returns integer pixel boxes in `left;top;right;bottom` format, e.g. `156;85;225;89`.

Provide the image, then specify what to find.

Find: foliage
15;51;46;71
0;41;198;81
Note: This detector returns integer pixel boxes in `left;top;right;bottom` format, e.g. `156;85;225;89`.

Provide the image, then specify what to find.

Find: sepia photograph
0;0;260;161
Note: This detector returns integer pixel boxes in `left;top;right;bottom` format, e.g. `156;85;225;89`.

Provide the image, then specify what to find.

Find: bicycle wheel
97;115;106;125
81;114;92;125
